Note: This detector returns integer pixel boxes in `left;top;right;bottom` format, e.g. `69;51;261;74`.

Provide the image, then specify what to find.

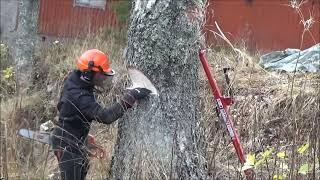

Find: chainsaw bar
18;128;106;159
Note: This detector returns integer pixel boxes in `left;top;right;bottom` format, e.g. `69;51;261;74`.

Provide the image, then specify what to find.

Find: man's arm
78;94;128;124
94;102;127;124
79;88;151;124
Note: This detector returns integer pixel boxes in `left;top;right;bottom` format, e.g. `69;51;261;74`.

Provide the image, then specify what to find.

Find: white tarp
259;43;320;73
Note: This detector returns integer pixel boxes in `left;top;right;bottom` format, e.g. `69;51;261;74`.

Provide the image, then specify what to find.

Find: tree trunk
2;0;39;84
111;1;207;179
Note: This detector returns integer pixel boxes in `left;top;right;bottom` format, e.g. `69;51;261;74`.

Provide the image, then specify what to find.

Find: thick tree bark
111;1;207;179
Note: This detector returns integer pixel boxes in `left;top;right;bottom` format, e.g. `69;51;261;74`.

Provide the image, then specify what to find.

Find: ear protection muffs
81;61;95;82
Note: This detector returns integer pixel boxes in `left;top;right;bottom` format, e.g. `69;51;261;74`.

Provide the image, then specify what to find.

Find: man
52;49;151;180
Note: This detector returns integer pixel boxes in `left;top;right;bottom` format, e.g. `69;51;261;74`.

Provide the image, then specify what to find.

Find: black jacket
53;70;125;147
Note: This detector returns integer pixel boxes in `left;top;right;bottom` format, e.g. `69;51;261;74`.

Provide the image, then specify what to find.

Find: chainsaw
18;128;106;159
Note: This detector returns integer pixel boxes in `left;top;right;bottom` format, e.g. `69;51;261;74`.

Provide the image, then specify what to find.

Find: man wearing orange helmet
51;49;151;180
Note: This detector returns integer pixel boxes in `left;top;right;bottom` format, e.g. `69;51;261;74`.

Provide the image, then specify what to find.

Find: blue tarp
259;43;320;73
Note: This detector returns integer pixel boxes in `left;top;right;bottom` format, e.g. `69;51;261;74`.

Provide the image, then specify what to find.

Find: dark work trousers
54;147;89;180
51;127;89;180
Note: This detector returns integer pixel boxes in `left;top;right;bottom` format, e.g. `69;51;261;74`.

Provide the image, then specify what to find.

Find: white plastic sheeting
259;43;320;73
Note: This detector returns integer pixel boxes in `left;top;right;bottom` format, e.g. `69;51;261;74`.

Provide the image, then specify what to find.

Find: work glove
121;88;151;108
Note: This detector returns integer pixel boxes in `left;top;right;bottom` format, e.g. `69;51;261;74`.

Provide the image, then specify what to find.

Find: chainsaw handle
85;134;106;159
223;67;234;97
94;144;106;159
223;67;231;85
87;144;106;159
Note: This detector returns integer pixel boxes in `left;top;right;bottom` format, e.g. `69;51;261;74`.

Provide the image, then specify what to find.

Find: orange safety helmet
77;49;115;76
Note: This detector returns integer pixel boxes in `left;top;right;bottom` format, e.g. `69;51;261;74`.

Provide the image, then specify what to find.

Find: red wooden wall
38;0;119;37
204;0;320;51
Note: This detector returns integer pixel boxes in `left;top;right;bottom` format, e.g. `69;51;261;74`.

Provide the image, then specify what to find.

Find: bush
0;42;10;70
0;42;16;100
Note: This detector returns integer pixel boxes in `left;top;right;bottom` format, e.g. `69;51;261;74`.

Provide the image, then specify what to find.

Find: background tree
111;0;207;179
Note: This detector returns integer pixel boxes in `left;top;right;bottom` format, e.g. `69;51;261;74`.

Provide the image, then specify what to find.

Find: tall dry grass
1;32;318;179
200;47;319;179
1;1;319;178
